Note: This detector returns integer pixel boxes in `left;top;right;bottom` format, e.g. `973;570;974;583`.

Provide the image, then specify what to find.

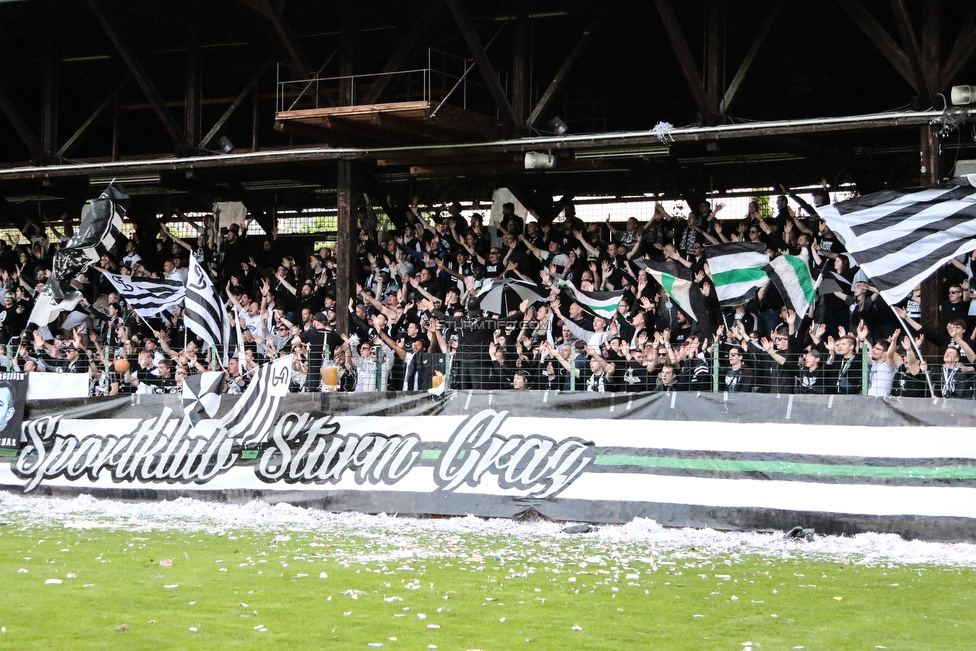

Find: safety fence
301;347;976;400
30;344;973;399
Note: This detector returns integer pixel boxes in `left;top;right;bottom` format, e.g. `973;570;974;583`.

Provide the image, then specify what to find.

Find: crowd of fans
3;184;975;400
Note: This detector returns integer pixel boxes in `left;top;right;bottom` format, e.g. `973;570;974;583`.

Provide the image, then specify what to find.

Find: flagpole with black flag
813;177;976;398
890;307;935;398
184;256;229;367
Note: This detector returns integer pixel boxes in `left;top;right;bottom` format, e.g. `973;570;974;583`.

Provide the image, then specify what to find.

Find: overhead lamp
547;116;568;135
217;136;235;154
951;86;976;105
574;145;670;160
955;159;976;175
89;174;161;186
524;152;556;170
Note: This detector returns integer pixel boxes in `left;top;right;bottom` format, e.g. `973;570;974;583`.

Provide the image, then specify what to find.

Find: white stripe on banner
329;416;976;458
558;473;976;519
491;417;976;458
35;415;976;459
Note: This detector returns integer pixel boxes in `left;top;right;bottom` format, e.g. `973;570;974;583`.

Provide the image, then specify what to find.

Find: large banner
2;392;976;542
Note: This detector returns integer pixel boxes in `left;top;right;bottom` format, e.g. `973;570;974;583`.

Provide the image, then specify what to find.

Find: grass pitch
1;514;974;650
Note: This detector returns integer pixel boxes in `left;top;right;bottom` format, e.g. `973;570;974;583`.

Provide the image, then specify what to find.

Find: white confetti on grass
4;492;976;568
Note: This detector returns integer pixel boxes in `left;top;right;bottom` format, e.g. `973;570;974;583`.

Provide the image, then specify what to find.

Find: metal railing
275;49;495;116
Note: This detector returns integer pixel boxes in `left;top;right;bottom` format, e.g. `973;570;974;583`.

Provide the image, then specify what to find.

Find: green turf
0;521;974;650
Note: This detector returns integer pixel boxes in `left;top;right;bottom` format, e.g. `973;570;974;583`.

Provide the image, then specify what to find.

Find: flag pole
889;307;935;398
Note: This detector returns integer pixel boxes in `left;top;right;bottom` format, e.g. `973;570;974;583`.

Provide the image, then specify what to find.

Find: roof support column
512;0;529;124
185;25;202;146
42;44;58;158
336;160;358;337
704;0;721;122
920;124;941;357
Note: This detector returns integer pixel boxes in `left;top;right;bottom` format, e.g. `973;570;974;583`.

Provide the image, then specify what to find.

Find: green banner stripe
712;267;768;287
594;454;976;479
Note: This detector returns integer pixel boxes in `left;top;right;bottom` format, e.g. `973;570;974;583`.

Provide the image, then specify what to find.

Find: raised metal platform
274;100;510;146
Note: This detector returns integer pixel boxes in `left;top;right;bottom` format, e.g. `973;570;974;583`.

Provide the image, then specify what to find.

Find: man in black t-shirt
293;311;342;391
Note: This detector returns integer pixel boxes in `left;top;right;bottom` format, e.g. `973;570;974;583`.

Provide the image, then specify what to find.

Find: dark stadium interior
1;0;975;225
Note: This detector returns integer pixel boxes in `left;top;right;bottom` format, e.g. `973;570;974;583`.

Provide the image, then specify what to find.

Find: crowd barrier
2;390;976;542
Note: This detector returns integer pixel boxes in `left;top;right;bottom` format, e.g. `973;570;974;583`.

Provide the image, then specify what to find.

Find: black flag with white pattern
103;273;186;318
184;255;228;363
220;355;293;447
54;184;127;283
181;370;224;425
819;176;976;303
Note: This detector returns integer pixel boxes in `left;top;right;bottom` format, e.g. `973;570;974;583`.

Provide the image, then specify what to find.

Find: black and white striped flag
103;273;186;318
53;184;126;283
220;355;293;446
184;255;228;361
819;176;976;303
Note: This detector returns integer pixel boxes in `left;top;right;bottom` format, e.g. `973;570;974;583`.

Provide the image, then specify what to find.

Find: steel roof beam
0;81;46;163
721;6;780;114
653;0;709;120
445;0;519;127
838;0;915;90
361;0;443;105
526;20;597;128
87;0;186;148
889;0;931;99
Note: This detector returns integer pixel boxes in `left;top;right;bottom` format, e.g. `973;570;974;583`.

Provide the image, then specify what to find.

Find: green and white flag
704;242;770;306
556;280;623;319
764;254;816;316
636;260;700;323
